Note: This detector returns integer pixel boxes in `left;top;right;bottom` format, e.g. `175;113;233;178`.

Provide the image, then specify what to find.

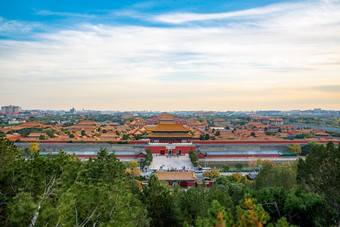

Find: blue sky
0;0;340;111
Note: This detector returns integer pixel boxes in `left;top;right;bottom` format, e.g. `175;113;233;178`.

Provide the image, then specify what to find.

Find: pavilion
146;113;195;155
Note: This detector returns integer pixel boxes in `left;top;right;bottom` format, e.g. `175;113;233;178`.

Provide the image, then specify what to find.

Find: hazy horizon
1;0;340;111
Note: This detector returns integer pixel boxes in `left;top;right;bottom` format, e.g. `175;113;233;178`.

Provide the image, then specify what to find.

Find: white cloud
0;17;40;36
36;10;96;18
0;0;340;110
151;2;298;24
151;0;340;26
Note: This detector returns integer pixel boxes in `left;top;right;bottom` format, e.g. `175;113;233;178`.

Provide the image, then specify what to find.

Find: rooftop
152;123;189;132
157;171;197;181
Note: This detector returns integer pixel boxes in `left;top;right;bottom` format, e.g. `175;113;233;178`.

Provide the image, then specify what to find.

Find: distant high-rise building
70;107;76;113
1;105;22;113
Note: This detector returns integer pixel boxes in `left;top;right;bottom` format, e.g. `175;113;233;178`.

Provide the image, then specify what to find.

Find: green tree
287;144;301;155
176;185;210;225
81;130;86;136
297;141;340;225
235;163;243;171
196;200;234;227
300;141;318;156
129;161;139;169
0;138;20;172
7;191;38;226
144;148;153;166
189;148;199;167
203;170;220;179
122;134;129;140
255;163;297;190
0;131;6;138
222;164;230;172
235;197;270;226
250;132;256;137
142;175;176;226
28;142;40;154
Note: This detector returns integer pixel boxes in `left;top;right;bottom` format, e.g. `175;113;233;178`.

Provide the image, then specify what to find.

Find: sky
0;0;340;111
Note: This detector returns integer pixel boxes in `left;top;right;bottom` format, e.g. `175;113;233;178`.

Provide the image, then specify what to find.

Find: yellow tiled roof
157;171;197;181
153;123;189;132
148;133;192;138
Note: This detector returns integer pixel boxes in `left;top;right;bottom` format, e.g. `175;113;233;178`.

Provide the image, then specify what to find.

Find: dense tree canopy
0;139;339;226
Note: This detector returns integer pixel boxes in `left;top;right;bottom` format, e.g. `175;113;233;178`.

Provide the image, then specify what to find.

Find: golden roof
148;133;192;138
157;171;197;181
152;123;189;132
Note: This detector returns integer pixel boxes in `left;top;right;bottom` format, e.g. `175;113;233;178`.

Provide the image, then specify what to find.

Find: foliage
232;173;250;184
8;127;43;137
301;141;318;156
196;200;234;227
327;131;340;137
255;162;297;190
295;133;313;139
297;141;340;225
200;133;210;140
144;148;153;166
222;164;230;172
265;131;276;136
203;169;220;179
0;143;149;226
28;142;40;154
42;128;56;138
126;168;141;178
122;134;129;140
129;161;139;169
141;175;176;226
0;138;20;171
189;148;199;167
0;139;338;226
235;163;243;170
236;197;270;226
0;130;6;137
255;187;336;226
287;144;301;155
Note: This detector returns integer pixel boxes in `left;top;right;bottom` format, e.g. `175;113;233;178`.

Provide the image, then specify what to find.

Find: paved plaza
149;154;194;171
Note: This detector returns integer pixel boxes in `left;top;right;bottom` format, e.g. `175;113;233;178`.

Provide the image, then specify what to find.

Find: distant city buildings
1;105;22;114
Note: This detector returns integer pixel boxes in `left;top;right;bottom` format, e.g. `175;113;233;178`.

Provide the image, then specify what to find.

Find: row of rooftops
2;113;338;142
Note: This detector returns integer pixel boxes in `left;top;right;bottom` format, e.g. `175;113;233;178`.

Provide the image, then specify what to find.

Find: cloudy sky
0;0;339;111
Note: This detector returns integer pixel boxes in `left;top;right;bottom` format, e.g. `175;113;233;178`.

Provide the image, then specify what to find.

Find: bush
235;163;243;171
189;148;199;167
202;169;220;179
222;164;230;172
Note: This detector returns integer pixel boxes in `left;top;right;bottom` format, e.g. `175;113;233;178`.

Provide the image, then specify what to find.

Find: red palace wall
145;145;196;155
75;155;136;158
207;154;280;158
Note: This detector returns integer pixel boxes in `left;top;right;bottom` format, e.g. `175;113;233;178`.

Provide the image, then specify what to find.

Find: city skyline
1;0;340;111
